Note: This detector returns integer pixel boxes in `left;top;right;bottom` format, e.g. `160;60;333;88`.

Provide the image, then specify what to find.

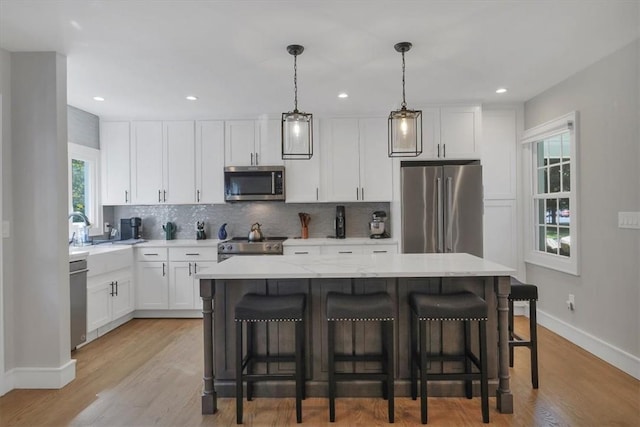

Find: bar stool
509;277;539;388
326;292;395;423
409;291;489;424
235;293;306;424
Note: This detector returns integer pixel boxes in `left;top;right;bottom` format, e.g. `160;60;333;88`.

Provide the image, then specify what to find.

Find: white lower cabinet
284;246;322;256
136;259;169;310
284;242;398;256
169;259;216;309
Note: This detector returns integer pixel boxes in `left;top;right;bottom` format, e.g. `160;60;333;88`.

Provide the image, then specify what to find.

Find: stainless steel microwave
224;166;285;201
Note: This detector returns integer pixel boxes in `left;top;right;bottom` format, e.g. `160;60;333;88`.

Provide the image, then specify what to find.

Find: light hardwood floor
1;317;638;426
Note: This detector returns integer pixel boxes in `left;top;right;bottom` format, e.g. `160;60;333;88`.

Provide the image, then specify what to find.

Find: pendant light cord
401;50;407;109
293;54;298;112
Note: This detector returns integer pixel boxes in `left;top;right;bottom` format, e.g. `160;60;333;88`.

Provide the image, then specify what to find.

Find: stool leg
410;310;418;400
295;320;304;423
385;320;395;423
480;321;489;424
236;321;243;424
301;318;307;400
381;320;389;401
246;322;254;401
530;300;539;389
419;319;428;424
328;320;336;422
464;320;472;399
508;298;514;367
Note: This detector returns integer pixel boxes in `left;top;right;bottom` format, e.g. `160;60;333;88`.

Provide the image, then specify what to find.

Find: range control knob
273;244;281;251
226;244;233;251
265;244;272;250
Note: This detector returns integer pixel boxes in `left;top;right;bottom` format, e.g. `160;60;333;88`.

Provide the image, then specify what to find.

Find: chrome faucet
68;211;91;226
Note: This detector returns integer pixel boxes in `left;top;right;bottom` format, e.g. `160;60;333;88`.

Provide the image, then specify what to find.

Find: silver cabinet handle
250;152;254;165
125;190;129;203
163;190;167;202
143;253;159;256
255;152;259;165
443;144;446;158
115;280;118;297
158;190;162;203
316;188;319;201
373;250;387;253
109;281;115;297
437;144;440;158
338;251;353;254
162;262;166;276
186;253;200;256
294;251;309;255
196;189;200;202
188;262;192;276
356;188;359;200
194;262;198;274
361;187;364;200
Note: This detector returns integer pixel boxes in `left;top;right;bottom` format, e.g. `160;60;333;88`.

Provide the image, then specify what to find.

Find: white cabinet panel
136;261;169;309
101;121;131;205
196;121;225;204
285;124;321;202
482;109;517;199
87;281;111;331
111;276;134;319
257;118;284;166
413;107;440;160
225;120;256;166
358;118;393;201
169;262;195;309
164;121;196;204
440;106;481;159
87;269;133;333
322;118;363;202
131;121;164;204
483;200;517;269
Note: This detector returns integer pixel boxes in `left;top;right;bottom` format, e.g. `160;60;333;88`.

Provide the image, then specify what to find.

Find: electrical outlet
618;212;640;229
103;222;111;233
566;294;575;310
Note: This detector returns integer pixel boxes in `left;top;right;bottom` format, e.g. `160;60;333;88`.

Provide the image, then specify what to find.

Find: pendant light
388;42;422;157
282;44;313;160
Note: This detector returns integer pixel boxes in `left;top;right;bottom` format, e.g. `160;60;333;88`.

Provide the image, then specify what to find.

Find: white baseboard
134;309;202;318
537;309;640;380
7;359;76;389
0;369;14;396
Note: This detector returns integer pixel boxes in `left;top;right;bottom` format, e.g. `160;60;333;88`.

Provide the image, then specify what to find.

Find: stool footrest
425;372;483;381
334;354;388;363
334;372;391;381
510;340;533;347
243;373;297;382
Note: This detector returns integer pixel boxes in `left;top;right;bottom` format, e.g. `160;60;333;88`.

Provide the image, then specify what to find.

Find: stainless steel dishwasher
70;259;88;350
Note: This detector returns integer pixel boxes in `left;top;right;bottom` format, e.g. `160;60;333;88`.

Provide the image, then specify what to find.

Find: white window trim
68;143;103;237
521;111;580;276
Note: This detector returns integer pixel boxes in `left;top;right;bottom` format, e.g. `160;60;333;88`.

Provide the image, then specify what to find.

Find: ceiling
1;0;638;120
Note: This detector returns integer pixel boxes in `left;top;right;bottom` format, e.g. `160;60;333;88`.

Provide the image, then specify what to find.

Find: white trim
538;309;640;380
0;95;4;396
521;111;576;144
8;359;77;389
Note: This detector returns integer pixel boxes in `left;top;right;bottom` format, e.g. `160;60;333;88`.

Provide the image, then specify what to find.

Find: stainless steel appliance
218;237;287;262
335;205;346;239
401;161;483;256
224;166;285;201
369;210;389;239
69;258;88;350
120;217;141;240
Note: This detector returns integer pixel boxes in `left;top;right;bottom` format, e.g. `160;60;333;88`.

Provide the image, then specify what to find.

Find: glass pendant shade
282;111;313;160
388;107;422;157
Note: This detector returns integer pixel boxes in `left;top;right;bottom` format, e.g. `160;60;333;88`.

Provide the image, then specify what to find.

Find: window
522;112;579;275
68;143;102;237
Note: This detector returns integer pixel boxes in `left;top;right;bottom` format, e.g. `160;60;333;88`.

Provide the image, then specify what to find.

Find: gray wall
68;105;99;149
0;47;11;385
524;40;639;359
113;202;390;241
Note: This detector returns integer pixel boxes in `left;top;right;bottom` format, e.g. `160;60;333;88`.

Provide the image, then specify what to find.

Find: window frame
521;111;580;275
68;143;103;237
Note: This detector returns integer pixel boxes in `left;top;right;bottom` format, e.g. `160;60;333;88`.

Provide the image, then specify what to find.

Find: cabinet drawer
284;246;321;256
136;248;168;261
169;247;218;261
363;244;398;254
87;249;133;277
321;245;364;255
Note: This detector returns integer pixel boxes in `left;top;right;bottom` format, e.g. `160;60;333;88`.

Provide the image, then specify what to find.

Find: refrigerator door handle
446;176;453;252
437;177;444;253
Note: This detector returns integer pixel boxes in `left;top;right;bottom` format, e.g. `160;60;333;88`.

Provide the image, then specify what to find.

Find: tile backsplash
106;202;390;241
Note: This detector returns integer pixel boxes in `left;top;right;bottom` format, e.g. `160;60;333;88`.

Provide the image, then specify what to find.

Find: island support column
200;279;217;414
495;275;513;413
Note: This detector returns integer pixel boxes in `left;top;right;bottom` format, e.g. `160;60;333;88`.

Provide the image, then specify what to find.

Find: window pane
562;163;571;192
561;132;570;162
549;165;561;193
546;226;558;254
538;226;545;252
558;198;570;226
546;136;562;165
537;200;545;225
71;159;87;214
537;141;546;166
559;227;570;257
537;168;547;194
546;199;558;225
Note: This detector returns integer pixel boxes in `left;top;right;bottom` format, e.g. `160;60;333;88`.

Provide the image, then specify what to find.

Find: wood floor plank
0;317;638;426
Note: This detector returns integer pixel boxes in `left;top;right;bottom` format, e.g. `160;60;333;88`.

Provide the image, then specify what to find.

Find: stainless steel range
218;237;287;262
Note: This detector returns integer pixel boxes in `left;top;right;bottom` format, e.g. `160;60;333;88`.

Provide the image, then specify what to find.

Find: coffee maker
369;211;389;239
120;217;142;240
335;205;346;239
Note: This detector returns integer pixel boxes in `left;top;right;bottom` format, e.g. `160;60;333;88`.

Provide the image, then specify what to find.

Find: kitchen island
197;253;515;414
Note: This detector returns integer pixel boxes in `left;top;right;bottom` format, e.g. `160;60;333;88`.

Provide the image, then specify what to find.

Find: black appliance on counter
335;205;346;239
120;217;142;240
218;237;287;262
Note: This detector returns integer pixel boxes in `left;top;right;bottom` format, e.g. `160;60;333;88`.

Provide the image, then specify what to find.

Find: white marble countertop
68;243;131;261
135;239;222;248
283;237;398;246
196;253;514;279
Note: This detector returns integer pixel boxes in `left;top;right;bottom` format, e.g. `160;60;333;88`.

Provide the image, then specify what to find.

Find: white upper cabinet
439;106;481;159
412;107;440;160
225;119;283;166
285;124;321;203
101;121;131;205
131;121;164;204
323;117;393;202
196;121;225;204
164;121;196;204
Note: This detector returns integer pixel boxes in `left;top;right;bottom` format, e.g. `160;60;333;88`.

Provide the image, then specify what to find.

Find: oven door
224;166;285;201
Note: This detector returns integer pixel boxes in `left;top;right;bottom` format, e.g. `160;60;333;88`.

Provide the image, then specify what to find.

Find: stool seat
410;292;487;320
235;293;305;321
326;292;394;321
509;278;538;301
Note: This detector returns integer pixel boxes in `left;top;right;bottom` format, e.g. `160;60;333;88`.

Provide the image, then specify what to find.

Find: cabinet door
225;120;256;166
196;121;225;204
136;261;169;309
131;121;164;204
358;118;392;201
285;123;321;202
112;275;134;319
323;118;360;202
440;106;481;159
257;118;284;166
164;121;195;204
87;281;111;331
169;261;196;309
100;122;131;205
413;107;440;160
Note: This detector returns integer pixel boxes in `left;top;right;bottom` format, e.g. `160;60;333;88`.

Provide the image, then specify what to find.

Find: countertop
69;244;132;262
283;237;398;246
196;252;514;280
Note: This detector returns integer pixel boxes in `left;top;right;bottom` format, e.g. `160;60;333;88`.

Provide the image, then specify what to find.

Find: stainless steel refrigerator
401;162;483;256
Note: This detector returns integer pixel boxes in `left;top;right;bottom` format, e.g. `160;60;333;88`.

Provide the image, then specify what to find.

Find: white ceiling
1;0;638;120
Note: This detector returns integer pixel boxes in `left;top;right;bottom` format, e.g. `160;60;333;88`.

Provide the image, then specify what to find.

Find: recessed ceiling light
496;88;508;94
186;95;198;101
338;92;349;99
93;96;105;101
